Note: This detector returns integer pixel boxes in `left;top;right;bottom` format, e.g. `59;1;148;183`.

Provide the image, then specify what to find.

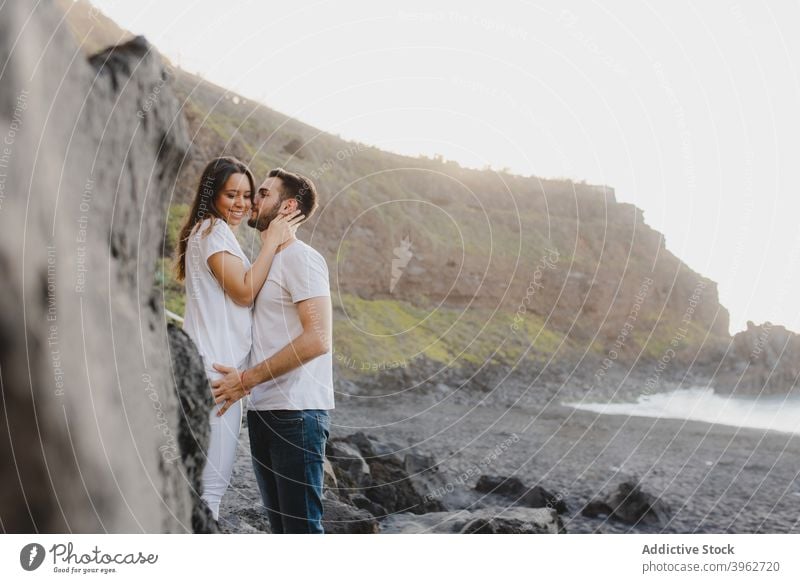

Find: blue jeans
247;409;331;534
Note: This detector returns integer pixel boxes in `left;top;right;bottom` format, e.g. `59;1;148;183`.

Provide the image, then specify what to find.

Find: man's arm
247;294;332;385
210;295;332;415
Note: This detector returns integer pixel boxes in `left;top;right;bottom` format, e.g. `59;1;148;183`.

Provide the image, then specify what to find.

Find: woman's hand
260;210;304;247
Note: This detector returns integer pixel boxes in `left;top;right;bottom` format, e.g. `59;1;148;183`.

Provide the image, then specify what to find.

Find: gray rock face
379;506;564;534
0;0;191;531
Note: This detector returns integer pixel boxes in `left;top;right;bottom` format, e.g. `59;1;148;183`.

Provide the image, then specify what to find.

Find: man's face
248;176;294;231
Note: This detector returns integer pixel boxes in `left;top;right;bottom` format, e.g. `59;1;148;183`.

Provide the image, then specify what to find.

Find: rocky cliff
0;0;205;532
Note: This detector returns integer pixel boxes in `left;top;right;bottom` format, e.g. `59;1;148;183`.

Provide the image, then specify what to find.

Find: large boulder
0;0;191;532
326;433;447;515
345;431;405;466
582;481;671;526
322;496;380;534
366;457;446;514
474;474;568;513
326;439;372;490
349;494;388;518
403;451;450;506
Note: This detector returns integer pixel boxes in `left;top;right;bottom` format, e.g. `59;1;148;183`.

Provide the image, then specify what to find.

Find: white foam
562;387;800;435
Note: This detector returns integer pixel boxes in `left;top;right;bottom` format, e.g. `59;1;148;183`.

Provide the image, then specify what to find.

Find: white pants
200;368;244;521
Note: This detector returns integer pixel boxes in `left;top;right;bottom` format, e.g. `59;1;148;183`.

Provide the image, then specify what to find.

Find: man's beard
247;200;280;231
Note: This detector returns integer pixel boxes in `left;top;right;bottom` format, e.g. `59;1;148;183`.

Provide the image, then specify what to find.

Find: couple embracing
175;157;333;534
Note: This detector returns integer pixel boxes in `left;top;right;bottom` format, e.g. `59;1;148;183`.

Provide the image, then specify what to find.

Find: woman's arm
207;210;304;306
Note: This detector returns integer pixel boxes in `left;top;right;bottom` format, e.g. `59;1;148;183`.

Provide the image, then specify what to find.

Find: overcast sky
91;0;800;334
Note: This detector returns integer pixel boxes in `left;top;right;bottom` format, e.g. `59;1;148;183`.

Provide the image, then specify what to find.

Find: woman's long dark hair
175;156;255;281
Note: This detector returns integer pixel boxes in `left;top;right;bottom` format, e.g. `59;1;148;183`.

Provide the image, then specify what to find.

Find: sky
90;0;800;334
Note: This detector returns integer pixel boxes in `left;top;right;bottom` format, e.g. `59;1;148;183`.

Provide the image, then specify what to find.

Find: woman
175;156;303;522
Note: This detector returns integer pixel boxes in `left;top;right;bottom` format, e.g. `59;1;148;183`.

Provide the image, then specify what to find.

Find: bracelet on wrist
240;369;250;395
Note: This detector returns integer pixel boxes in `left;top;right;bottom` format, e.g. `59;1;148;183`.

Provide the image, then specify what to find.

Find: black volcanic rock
582;481;671;526
326;439;372;490
345;431;405;466
474;475;568;513
167;324;218;533
322;497;380;534
349;494;388;518
326;434;447;515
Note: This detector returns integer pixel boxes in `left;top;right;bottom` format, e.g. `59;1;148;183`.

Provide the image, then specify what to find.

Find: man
211;168;333;534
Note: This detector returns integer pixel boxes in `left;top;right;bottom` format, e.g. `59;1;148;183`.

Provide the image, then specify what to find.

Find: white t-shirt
247;239;334;411
182;218;252;374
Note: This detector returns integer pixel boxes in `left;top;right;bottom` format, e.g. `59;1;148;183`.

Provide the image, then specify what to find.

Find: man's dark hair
269;167;318;220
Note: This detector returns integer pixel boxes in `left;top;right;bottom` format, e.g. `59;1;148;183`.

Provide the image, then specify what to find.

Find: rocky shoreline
217;372;800;534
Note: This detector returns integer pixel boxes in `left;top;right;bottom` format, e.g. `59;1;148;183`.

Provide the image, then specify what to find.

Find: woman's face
213;172;252;226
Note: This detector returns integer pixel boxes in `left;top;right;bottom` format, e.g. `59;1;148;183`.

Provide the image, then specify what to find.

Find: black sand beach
219;385;800;534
